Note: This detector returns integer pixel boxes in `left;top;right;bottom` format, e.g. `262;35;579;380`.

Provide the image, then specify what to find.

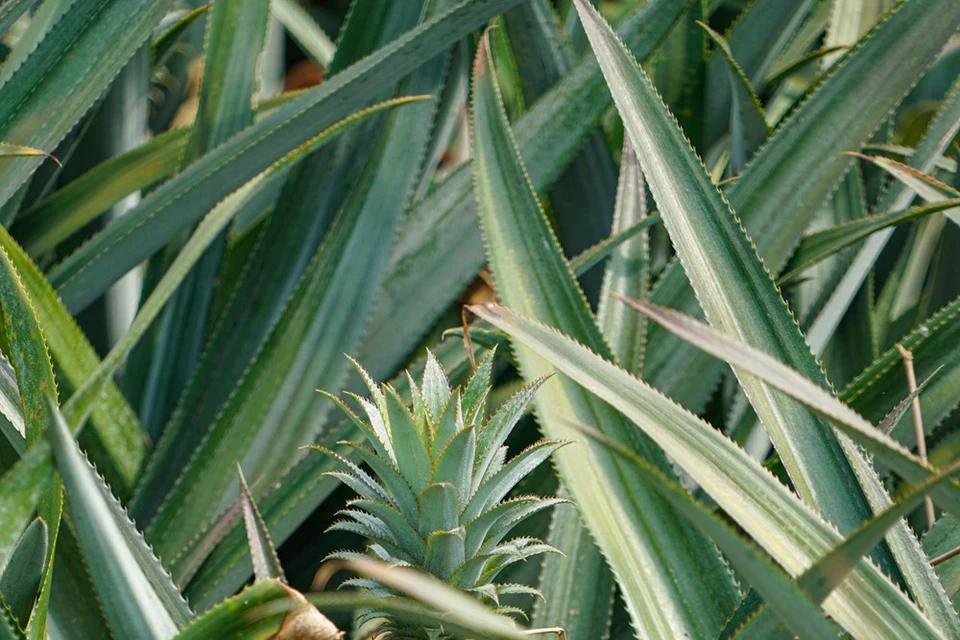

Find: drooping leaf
578;426;839;640
626;299;960;522
577;0;874;541
314;557;525;640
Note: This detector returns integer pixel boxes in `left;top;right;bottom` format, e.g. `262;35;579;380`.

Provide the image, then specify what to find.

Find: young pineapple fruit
315;349;566;633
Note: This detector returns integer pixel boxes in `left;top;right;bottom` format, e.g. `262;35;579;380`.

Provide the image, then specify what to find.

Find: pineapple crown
314;349;567;617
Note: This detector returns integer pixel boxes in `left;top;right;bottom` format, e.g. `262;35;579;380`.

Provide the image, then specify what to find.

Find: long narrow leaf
472;32;739;638
47;400;192;639
0;0;175;208
472;302;942;639
49;0;526;312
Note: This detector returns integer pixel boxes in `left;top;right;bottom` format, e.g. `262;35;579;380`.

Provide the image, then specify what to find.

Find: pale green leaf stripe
273;0;335;67
50;0;526;312
823;0;893;68
0;0;176;209
472;35;740;639
644;0;960;410
579;427;838;639
48;400;192;639
0;357;25;452
472;303;941;639
781;199;960;284
575;0;875;536
0;225;145;496
626;299;960;632
597;139;649;373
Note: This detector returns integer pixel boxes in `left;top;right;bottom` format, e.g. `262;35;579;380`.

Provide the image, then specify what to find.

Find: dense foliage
0;0;958;638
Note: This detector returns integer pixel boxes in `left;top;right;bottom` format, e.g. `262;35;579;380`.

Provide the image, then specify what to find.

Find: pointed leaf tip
237;467;285;584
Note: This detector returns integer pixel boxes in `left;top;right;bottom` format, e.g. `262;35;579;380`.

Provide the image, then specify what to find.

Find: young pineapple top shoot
314;349;566;619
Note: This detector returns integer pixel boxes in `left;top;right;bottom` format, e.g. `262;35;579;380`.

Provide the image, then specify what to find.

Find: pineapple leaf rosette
312;349;567;629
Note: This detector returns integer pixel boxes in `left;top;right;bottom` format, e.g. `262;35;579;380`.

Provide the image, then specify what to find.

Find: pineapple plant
314;350;566;636
0;0;959;638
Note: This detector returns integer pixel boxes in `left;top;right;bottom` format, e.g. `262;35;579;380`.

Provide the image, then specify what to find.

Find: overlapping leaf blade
472;302;942;639
49;0;527;312
471;32;739;638
47;401;192;639
573;1;959;631
0;0;175;208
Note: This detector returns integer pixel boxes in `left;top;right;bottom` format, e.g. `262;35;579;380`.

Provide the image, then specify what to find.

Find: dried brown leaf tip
269;582;344;640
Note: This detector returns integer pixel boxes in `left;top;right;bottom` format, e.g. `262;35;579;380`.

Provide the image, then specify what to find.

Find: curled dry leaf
270;582;344;640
